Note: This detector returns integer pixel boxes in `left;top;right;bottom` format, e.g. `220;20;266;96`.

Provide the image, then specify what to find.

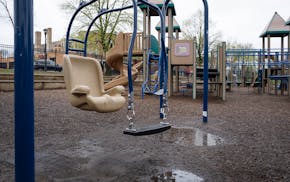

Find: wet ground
1;87;290;181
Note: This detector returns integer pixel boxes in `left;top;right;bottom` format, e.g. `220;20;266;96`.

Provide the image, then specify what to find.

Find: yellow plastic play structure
63;54;126;112
63;32;144;113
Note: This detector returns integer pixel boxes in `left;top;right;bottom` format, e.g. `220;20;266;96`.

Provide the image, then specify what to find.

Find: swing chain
161;93;169;120
127;93;135;129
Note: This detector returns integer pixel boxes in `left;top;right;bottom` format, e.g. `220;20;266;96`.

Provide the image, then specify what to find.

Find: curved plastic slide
104;61;142;90
104;32;142;90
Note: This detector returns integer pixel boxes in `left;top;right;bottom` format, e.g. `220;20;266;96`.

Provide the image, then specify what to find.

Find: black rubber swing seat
123;122;171;136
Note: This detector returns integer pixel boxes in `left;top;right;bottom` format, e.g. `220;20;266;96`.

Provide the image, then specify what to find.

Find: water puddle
151;169;203;182
161;127;225;147
56;139;104;158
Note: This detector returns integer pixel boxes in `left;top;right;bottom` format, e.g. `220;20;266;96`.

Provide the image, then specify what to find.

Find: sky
0;0;290;48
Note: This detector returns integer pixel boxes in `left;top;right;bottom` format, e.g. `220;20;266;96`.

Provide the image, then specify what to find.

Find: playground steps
0;73;144;91
0;73;65;91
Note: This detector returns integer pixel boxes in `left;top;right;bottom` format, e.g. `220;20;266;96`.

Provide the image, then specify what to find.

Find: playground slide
104;61;142;90
104;32;142;90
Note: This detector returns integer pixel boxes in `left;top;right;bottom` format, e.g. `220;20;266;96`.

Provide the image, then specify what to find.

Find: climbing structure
260;12;290;94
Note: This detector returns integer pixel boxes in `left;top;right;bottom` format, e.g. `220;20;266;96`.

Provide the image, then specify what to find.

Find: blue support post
127;0;137;94
202;0;209;122
14;0;35;181
139;0;167;119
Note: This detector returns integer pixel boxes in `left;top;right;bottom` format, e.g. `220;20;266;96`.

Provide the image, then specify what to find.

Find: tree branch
0;0;14;28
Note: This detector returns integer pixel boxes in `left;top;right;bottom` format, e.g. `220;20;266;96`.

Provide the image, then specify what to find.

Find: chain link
127;93;135;129
160;93;169;120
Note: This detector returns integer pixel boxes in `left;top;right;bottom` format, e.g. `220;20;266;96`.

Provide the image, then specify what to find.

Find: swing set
13;0;209;180
64;0;172;136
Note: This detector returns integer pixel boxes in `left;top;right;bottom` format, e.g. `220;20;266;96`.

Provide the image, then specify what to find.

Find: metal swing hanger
124;0;171;136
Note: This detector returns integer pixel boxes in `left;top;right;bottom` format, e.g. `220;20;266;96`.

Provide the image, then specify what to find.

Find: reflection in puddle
162;127;225;147
151;169;203;182
194;129;224;146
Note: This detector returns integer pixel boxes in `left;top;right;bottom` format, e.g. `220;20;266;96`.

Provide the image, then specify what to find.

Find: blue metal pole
158;2;167;119
14;0;35;181
65;0;97;54
139;0;166;119
127;0;138;93
83;4;135;56
202;0;208;123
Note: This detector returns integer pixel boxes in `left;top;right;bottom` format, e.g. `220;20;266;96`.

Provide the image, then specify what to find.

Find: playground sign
171;40;193;65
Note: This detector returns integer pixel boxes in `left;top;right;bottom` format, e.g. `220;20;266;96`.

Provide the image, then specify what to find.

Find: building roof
139;0;176;16
260;12;289;37
286;16;290;26
155;17;181;32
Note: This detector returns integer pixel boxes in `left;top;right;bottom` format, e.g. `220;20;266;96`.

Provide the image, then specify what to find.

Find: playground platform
1;87;290;181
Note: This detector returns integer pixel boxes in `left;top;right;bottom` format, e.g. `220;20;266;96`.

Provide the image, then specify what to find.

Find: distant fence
0;44;14;69
0;44;104;70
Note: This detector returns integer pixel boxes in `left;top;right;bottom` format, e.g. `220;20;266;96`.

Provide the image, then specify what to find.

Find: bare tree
61;0;134;56
181;10;222;65
226;40;253;50
0;0;14;28
226;39;254;63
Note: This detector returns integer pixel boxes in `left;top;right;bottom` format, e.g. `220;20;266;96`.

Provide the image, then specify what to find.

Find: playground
1;0;290;181
1;87;290;181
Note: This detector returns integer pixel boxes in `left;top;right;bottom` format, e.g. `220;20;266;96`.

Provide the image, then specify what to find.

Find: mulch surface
1;87;290;181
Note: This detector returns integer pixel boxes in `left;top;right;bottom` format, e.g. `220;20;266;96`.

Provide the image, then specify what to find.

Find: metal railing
0;44;14;69
0;44;104;70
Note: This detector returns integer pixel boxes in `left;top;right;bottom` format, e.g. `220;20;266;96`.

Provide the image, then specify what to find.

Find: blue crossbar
268;75;290;80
